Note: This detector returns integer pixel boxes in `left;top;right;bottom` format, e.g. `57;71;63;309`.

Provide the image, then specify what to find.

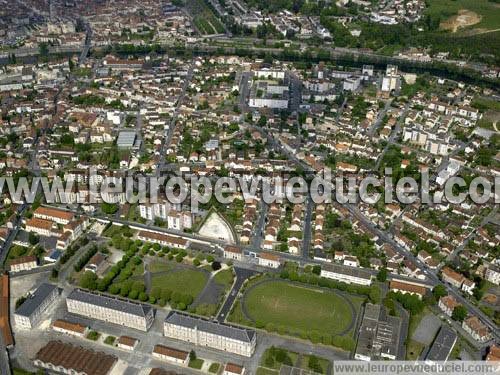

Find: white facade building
14;283;59;329
66;289;155;331
164;312;256;357
320;264;372;286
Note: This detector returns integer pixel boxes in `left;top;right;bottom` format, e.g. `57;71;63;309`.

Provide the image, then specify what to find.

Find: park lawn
425;0;500;31
301;355;330;374
7;245;32;261
214;268;234;288
473;97;500;112
149;262;173;273
151;269;208;298
259;347;299;370
208;363;220;373
256;368;279;375
476;119;495;131
408;307;431;339
228;300;253;326
406;340;426;360
188;358;204;369
102;225;123;237
244;281;355;335
13;370;35;375
132;264;144;277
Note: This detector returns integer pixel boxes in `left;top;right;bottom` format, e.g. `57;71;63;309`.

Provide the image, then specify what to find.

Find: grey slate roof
355;303;402;360
425;326;457;361
165;311;255;343
67;288;153;318
15;283;58;317
116;131;136;148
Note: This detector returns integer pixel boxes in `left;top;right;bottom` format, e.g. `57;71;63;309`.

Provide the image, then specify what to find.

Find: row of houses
438;295;492;343
137;230;189;249
441;267;476;295
223;246;281;269
24;206;89;251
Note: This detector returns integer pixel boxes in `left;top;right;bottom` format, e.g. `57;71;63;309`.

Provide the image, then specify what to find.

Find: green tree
308;355;322;373
432;285;447;299
376;268;387;282
80;271;98;290
452;305;468;322
39;42;49;57
101;202;119;214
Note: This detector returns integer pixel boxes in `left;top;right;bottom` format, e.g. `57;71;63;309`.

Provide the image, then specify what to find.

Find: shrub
128;290;139;299
86;331;99;341
104;336;115;345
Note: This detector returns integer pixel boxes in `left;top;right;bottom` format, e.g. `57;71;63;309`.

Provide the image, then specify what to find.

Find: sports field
151;269;208;298
243;280;357;335
426;0;500;32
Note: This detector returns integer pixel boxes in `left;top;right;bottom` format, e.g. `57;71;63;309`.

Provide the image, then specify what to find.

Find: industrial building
354;303;403;361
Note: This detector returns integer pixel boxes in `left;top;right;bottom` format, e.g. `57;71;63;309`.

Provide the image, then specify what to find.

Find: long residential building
320;263;373;286
33;206;74;225
14;283;59;329
137;230;188;249
66;289;155;331
164;311;256;357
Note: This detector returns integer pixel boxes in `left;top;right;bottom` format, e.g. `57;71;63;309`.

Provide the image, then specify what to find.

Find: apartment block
321;263;373;286
164;311;256;357
14;283;59;329
66;289;155;331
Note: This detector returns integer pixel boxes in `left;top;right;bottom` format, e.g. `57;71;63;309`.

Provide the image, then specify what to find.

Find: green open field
406;340;426;360
213;268;234;288
186;0;225;35
243;281;357;335
151;268;208;298
426;0;500;32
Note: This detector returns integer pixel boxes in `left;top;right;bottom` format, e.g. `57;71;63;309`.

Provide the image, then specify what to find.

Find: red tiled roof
35;341;116;375
52;319;87;334
153;345;188;360
225;363;244;374
34;206;74;221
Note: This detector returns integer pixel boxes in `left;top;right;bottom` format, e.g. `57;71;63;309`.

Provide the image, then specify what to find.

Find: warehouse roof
35;341;116;375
